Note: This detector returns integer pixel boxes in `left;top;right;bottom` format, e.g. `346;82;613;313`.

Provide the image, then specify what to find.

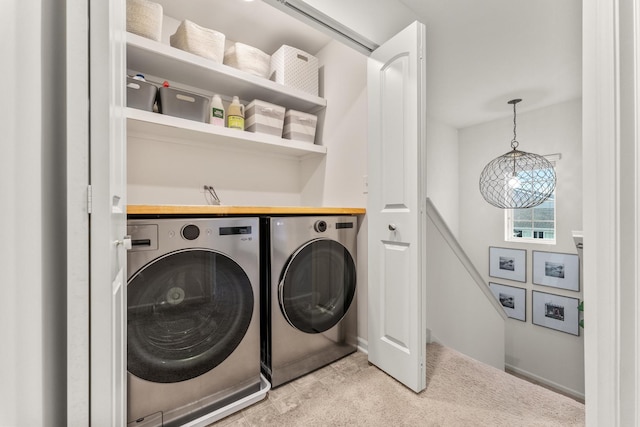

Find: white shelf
126;32;327;113
126;108;327;158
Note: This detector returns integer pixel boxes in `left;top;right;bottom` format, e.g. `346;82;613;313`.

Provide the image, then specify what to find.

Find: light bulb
508;176;521;189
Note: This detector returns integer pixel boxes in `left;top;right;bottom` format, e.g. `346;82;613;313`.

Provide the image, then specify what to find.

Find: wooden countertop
127;205;366;216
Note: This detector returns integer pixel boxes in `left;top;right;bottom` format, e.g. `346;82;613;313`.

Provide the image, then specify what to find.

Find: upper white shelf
126;108;327;158
126;32;327;113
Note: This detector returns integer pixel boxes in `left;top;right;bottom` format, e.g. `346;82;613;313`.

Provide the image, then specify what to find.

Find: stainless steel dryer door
127;248;254;383
278;238;357;334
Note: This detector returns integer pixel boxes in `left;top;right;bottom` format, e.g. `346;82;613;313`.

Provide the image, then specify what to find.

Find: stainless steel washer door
278;238;357;334
127;248;254;383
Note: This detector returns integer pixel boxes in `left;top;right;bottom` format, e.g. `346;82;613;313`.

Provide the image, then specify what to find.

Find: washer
126;217;260;426
262;216;358;388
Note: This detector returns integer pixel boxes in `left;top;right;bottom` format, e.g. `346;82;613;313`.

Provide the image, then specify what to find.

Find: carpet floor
213;343;585;426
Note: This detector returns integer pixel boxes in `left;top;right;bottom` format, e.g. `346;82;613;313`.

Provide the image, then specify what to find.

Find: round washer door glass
128;249;254;383
279;239;356;333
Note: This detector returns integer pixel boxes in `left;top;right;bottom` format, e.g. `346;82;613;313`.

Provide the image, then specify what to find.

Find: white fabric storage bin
269;45;318;96
224;43;271;79
283;109;318;144
170;20;225;63
245;100;286;137
126;0;163;41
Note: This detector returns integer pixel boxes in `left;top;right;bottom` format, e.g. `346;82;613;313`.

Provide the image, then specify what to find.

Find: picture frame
489;282;526;321
532;291;580;336
532;251;580;291
489;247;526;282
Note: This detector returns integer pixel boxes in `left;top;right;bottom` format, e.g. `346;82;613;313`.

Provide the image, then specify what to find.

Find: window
505;166;556;244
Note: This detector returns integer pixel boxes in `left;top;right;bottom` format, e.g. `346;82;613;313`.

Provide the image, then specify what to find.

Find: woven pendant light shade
478;99;556;209
479;149;556;208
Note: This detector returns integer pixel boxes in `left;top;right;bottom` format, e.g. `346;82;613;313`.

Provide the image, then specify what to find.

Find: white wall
426;119;459;236
1;0;68;425
426;203;505;369
127;138;304;206
458;98;584;398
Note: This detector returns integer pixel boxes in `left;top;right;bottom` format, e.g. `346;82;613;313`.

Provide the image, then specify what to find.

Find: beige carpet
214;343;585;426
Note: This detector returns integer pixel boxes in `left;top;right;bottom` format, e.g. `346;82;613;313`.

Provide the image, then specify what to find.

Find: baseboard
505;363;585;402
357;336;368;354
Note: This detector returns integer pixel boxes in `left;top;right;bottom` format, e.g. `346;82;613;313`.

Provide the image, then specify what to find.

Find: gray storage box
283;109;318;144
126;77;157;111
245;100;286;137
157;86;209;122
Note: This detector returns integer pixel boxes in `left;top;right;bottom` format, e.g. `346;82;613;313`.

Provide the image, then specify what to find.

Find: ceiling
399;0;582;128
156;0;582;129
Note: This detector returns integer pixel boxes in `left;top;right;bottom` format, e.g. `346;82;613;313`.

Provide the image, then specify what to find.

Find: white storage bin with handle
224;43;271;79
283;109;318;144
269;45;319;96
126;0;163;41
170;20;226;63
245;100;286;137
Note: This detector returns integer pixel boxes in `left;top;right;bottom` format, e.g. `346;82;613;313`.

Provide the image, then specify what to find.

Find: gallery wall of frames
488;246;582;336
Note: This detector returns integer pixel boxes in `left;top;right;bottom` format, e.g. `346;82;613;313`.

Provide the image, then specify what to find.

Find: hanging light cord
509;100;520;178
511;101;519;150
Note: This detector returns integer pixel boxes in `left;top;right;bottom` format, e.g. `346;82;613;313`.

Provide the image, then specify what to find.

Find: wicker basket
224;43;271;79
126;0;163;41
170;20;225;63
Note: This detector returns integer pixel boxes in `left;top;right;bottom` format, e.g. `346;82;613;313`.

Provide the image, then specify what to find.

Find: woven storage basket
245;100;286;137
224;43;271;79
170;20;225;63
269;45;318;96
126;0;163;41
283;109;318;144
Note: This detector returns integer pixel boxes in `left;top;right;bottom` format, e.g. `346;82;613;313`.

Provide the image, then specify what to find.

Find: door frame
583;0;640;425
66;0;90;424
88;0;128;424
66;0;640;423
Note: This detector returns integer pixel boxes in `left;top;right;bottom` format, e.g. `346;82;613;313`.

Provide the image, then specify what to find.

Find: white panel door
89;0;127;424
367;21;427;392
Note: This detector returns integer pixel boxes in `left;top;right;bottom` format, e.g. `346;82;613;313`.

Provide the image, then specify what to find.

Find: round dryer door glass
127;249;254;383
279;239;357;334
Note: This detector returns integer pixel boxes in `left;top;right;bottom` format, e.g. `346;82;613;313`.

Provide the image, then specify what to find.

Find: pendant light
478;99;556;209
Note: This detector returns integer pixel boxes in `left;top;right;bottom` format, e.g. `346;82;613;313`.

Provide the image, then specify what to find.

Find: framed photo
489;247;526;282
489;282;526;321
532;291;580;336
532;251;580;291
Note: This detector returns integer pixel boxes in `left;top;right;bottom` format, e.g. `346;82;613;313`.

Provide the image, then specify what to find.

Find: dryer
126;217;260;426
262;216;358;388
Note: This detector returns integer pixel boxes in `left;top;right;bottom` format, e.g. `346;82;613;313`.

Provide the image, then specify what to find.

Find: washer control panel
127;224;158;251
314;220;327;233
181;224;200;240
